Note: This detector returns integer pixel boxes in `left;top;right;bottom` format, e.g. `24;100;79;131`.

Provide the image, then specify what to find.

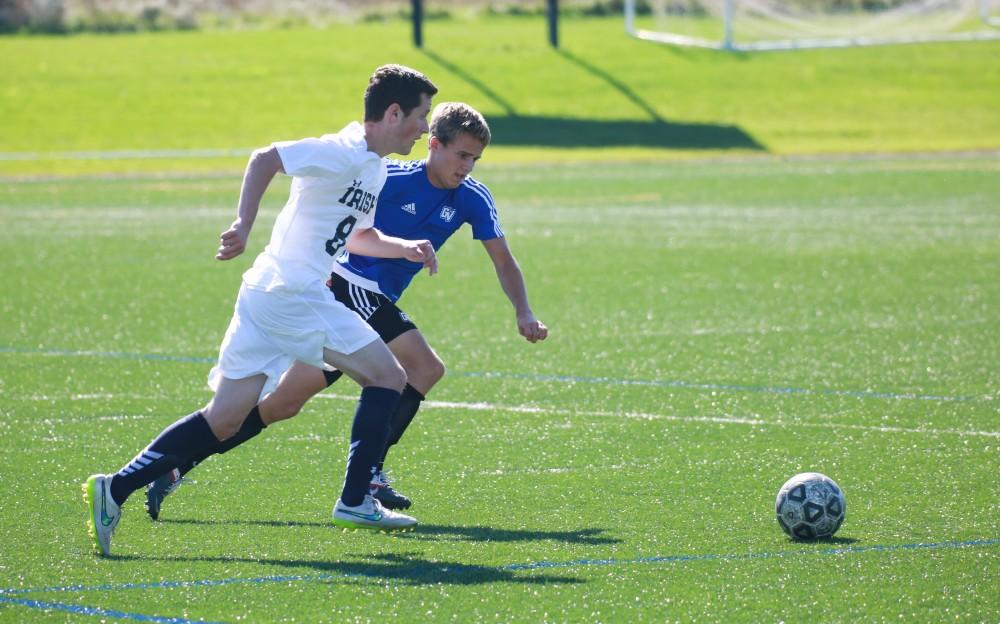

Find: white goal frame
624;0;1000;51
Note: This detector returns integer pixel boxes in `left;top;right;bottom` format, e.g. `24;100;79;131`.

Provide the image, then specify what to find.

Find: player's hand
216;219;250;261
403;240;438;276
517;314;548;343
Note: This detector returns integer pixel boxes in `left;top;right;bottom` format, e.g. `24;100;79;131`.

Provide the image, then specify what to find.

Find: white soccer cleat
82;474;121;556
333;494;417;532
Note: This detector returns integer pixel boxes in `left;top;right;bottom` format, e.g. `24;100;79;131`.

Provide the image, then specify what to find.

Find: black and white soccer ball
775;472;846;540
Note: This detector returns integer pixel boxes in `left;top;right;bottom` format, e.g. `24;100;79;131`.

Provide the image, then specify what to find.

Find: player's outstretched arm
346;228;438;274
217;146;284;261
481;237;548;343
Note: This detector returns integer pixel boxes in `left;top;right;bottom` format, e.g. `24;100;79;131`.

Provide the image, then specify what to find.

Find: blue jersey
333;159;504;302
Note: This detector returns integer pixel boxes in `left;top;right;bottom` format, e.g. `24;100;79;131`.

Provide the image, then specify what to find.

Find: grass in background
2;14;999;176
0;155;997;621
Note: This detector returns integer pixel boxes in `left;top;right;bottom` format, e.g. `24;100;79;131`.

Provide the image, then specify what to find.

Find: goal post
624;0;1000;51
984;0;1000;26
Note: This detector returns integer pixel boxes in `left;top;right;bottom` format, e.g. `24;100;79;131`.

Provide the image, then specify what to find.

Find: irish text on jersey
337;179;376;214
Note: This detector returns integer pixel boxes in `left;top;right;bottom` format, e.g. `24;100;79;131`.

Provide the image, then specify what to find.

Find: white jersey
242;121;386;293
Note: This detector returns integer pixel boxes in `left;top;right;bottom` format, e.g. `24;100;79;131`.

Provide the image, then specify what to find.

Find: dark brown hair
364;64;438;122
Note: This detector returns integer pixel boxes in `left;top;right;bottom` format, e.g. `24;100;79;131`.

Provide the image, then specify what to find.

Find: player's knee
203;405;243;441
425;356;446;388
210;419;242;442
390;361;408;391
373;361;406;392
354;357;407;392
258;393;305;425
402;351;445;391
266;398;305;423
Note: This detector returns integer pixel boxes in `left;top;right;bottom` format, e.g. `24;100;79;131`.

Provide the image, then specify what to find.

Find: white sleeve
357;208;375;231
274;137;353;178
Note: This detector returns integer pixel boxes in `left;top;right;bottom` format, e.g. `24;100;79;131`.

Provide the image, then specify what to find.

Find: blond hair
429;102;491;147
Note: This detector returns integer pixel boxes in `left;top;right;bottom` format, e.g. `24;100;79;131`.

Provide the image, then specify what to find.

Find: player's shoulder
276;123;376;177
458;175;496;207
309;123;374;162
384;158;426;177
320;121;366;145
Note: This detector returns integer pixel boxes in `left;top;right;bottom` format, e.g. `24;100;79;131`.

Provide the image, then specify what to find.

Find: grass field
1;10;999;623
2;15;1000;177
1;153;998;621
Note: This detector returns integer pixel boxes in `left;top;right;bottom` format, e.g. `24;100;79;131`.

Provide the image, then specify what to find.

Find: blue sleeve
462;178;504;240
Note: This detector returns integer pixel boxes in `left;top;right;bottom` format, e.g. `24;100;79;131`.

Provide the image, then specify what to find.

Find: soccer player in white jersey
82;65;439;556
142;102;548;519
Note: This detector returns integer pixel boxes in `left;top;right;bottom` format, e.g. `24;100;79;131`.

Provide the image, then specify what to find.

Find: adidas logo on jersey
400;202;417;214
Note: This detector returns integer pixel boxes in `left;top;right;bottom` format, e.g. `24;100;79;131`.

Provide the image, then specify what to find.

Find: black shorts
328;273;418;344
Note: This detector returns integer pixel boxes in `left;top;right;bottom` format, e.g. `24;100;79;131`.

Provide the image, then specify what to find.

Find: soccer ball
775;472;846;540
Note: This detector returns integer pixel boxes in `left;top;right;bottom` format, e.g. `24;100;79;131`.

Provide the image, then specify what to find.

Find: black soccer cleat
144;468;183;521
369;471;412;510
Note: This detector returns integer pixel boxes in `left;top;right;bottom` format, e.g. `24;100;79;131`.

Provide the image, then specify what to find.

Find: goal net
624;0;1000;51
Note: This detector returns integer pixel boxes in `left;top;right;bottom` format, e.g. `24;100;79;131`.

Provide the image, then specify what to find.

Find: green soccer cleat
82;474;121;557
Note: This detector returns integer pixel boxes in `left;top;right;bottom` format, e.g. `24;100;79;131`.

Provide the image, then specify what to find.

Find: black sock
340;386;400;506
176;406;268;477
323;369;343;386
378;384;425;467
109;411;219;506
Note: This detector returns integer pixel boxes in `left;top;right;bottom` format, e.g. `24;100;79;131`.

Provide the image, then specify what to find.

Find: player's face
393;93;433;156
426;132;486;189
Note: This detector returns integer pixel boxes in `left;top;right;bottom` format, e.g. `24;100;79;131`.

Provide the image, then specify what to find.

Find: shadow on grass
396;524;621;545
160;518;619;544
420;47;763;151
120;552;583;586
792;536;861;545
486;115;762;149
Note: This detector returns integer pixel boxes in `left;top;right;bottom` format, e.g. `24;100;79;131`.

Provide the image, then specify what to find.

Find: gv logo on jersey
439;206;456;222
337;179;376;214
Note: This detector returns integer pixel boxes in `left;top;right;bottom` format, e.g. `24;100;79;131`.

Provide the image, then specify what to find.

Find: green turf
1;15;999;177
0;154;997;622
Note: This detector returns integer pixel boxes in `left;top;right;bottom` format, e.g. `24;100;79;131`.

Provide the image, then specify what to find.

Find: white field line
9;390;998;439
1;148;997;165
19;392;171;403
312;393;1000;439
0;148;251;161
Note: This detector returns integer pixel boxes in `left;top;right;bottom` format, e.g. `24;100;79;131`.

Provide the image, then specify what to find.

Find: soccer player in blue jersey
145;102;548;517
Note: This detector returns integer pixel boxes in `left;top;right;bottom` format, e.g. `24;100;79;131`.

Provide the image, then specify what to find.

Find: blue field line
503;538;1000;571
1;345;981;402
0;540;994;623
0;595;222;623
2;538;996;603
0;573;341;596
0;346;214;364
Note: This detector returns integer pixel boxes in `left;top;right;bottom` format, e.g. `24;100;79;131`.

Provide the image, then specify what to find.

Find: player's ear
384;102;403;122
428;135;441;151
